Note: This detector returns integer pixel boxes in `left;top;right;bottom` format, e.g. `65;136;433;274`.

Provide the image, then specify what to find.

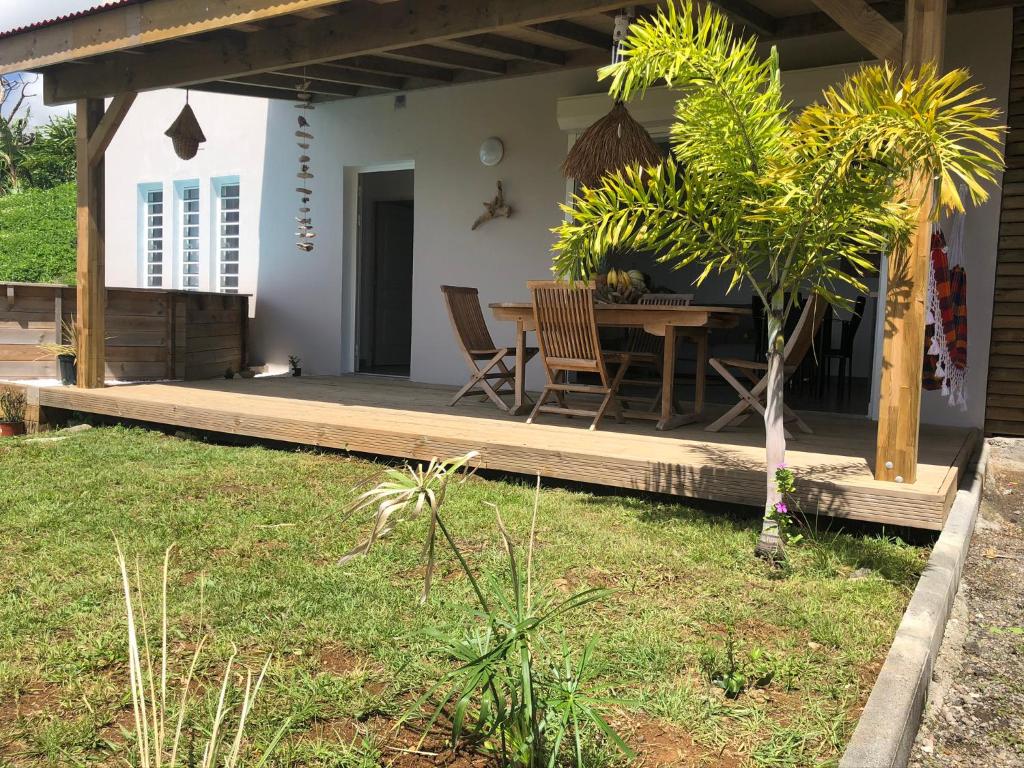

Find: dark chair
819;295;867;397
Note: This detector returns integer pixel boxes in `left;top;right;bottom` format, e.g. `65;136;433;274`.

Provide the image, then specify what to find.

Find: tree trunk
757;300;786;560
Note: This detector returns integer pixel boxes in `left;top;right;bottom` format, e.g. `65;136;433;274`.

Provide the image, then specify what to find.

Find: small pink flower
774;501;789;516
777;463;787;469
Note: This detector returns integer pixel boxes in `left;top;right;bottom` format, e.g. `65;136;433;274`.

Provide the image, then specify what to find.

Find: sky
0;0;95;124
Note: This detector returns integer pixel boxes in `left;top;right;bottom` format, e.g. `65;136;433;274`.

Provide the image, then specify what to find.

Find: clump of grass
116;542;287;767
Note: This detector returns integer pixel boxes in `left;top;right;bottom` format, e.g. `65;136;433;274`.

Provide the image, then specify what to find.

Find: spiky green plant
339;451;480;603
552;1;1004;558
343;458;632;766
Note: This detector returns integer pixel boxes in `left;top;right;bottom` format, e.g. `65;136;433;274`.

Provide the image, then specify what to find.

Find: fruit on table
597;268;648;303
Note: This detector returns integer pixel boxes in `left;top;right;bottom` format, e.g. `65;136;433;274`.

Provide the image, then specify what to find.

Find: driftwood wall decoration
471;181;513;231
294;80;315;252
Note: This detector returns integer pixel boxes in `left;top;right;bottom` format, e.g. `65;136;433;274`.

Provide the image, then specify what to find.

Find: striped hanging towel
923;225;968;409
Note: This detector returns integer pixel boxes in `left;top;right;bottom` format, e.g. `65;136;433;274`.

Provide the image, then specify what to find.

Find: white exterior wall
102;9;1011;430
105;90;269;298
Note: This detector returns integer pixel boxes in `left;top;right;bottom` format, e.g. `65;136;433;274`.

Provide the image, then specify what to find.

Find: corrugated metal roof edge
0;1;140;42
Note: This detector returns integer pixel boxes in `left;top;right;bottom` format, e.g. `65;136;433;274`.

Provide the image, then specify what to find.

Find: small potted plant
0;390;27;437
38;320;79;386
288;355;302;377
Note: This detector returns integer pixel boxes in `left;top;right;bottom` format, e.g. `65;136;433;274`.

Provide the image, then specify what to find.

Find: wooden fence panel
0;283;248;382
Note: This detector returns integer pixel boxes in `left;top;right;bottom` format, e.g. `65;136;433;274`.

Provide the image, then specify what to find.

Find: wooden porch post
75;93;136;388
874;0;947;483
76;98;106;388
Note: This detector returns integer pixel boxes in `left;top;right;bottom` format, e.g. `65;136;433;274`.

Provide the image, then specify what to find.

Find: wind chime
561;7;660;187
295;76;315;252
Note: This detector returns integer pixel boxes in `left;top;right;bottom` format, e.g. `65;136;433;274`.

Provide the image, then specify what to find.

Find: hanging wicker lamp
561;8;661;188
164;97;206;160
561;101;662;187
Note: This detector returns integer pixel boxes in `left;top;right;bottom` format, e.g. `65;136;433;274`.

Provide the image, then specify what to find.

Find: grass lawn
0;426;927;767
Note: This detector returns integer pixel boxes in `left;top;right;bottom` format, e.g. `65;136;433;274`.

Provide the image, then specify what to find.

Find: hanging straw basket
164;103;207;160
561;101;662;188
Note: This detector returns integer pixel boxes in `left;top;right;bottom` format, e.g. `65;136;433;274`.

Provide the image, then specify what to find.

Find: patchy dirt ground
910;438;1024;768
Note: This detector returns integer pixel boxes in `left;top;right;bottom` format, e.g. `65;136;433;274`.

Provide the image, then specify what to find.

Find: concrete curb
839;441;990;768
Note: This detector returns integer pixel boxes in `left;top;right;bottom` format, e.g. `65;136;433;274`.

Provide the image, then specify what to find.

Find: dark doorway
356;169;414;376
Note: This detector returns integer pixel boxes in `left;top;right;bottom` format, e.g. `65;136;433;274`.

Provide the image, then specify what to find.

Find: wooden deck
34;375;977;530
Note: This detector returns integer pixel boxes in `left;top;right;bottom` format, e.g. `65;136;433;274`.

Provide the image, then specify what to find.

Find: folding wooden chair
620;293;695;410
705;295;826;437
441;285;536;412
526;280;634;431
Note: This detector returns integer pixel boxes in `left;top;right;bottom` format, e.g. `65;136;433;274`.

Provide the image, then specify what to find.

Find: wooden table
490;302;749;429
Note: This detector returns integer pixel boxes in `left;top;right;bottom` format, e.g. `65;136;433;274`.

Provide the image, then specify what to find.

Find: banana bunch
597;268;648;304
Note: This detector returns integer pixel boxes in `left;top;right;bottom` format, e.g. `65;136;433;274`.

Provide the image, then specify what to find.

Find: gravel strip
910;438;1024;768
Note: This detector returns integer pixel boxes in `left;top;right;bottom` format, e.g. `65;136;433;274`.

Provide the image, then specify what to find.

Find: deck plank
35;375;975;530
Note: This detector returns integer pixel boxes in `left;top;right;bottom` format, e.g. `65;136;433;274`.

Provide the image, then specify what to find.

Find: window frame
137;182;166;289
211;176;241;294
174;180;202;291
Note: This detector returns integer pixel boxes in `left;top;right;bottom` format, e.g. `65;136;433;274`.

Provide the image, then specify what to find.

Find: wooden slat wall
0;283;248;382
987;7;1024;436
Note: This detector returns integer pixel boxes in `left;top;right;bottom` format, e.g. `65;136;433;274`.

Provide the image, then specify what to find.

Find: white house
98;6;1010;433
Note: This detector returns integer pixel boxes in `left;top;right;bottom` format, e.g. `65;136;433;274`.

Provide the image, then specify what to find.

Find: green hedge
0;183;76;284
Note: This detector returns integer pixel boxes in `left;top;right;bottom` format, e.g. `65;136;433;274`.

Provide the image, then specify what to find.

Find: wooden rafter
337;55;455;82
191;81;324;101
275;64;405;90
386;45;508;75
231;72;359;97
40;0;626;103
456;34;567;65
713;0;779;36
528;20;609;49
809;0;903;62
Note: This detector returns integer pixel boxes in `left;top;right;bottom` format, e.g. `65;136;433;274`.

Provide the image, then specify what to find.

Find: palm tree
552;1;1004;558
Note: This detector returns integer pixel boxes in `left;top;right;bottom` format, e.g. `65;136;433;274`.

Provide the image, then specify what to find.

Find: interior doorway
356;169;414;376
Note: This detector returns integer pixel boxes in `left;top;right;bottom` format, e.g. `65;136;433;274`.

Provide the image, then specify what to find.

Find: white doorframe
341;160;415;374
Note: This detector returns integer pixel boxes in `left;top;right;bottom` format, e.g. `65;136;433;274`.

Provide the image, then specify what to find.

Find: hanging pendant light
164;90;206;160
561;8;661;188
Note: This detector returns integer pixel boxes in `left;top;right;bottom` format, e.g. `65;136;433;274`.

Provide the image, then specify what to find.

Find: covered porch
32;374;977;529
0;0;1003;527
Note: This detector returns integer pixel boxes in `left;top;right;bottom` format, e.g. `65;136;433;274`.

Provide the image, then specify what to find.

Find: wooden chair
441;285;536;412
621;293;695;410
705;295;826;437
527;280;634;430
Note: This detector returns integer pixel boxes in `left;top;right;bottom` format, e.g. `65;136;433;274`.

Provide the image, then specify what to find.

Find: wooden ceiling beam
231;72;359;96
276;63;405;90
713;0;779;36
336;55;454;82
808;0;903;61
191;81;329;101
456;33;567;65
293;6;341;19
384;45;508;75
768;2;902;41
0;0;350;73
42;0;625;103
528;20;610;49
